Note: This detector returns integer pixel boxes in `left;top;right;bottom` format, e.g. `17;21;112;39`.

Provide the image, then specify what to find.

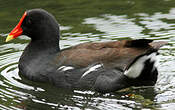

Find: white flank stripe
57;66;74;71
81;64;103;78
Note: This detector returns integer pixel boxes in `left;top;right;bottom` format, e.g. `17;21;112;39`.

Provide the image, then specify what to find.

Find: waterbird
6;9;167;93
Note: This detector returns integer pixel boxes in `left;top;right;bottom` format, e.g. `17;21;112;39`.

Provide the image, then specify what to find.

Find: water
0;0;175;109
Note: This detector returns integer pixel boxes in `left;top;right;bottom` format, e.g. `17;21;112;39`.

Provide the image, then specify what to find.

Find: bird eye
23;17;33;28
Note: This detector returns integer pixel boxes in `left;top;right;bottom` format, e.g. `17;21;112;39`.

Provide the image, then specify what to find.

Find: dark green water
0;0;174;109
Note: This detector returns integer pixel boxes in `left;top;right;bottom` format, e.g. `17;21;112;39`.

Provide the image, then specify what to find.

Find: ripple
0;5;175;110
83;14;147;39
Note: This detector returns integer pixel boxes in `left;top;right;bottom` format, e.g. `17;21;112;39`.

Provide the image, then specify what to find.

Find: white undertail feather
124;52;157;78
148;52;158;72
81;64;103;78
148;52;157;63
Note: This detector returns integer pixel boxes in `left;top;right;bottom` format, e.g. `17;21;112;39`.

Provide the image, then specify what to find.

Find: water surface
0;0;175;109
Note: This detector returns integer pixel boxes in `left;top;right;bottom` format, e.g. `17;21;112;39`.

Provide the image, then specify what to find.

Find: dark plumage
6;9;167;93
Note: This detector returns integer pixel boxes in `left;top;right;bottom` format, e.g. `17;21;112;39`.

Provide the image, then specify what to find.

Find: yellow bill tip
6;35;14;42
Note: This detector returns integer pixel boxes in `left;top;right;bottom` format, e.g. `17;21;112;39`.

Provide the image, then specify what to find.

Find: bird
6;9;167;93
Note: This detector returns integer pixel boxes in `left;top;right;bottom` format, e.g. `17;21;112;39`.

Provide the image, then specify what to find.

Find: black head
6;9;60;42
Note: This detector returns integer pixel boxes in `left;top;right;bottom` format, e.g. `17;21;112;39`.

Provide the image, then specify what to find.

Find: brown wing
55;39;167;70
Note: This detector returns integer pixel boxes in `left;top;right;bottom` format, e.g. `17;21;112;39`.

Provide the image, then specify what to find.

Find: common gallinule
6;9;167;93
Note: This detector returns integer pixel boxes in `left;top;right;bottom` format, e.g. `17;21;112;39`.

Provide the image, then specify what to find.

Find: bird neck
28;39;60;54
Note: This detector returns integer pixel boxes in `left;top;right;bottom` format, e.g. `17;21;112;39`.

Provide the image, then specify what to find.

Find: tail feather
149;41;168;50
125;39;153;48
125;39;168;50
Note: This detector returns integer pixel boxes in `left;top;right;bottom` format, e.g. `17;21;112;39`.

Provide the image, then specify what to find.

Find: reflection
84;14;147;39
138;8;175;41
60;26;72;31
0;0;174;109
160;103;175;110
10;86;157;110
